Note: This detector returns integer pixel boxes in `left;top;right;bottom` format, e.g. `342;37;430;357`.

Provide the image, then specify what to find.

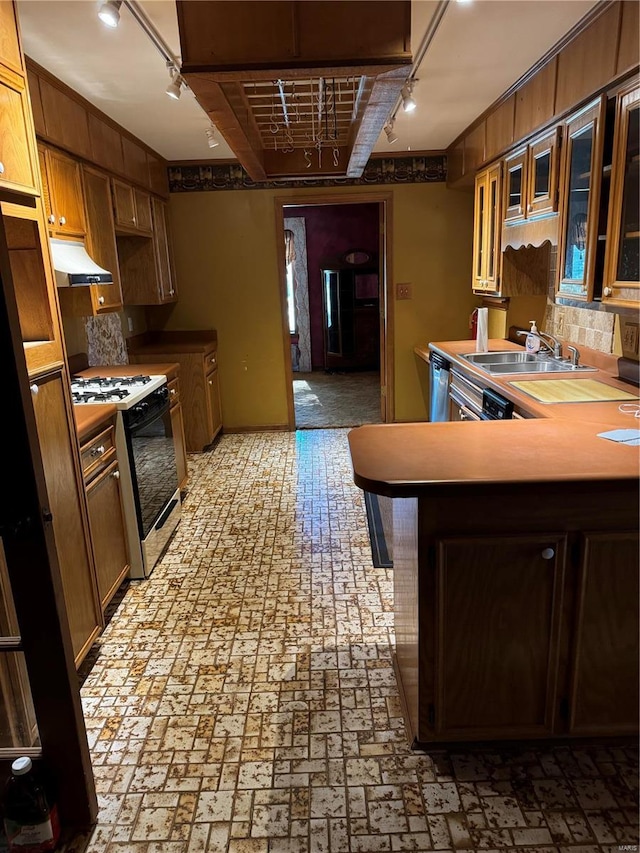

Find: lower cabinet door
569;531;640;735
170;402;188;491
30;371;102;666
86;460;130;610
433;533;566;740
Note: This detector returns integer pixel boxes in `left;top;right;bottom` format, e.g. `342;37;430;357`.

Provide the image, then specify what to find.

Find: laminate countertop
73;363;180;381
73;404;117;442
349;338;639;498
416;339;639;428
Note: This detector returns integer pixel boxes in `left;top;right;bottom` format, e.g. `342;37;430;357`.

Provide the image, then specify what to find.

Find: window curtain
284;217;311;372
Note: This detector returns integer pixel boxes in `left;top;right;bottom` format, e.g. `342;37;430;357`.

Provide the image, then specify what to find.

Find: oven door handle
126;398;170;434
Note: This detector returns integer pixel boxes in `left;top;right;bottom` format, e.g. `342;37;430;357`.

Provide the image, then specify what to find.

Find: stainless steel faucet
516;329;563;358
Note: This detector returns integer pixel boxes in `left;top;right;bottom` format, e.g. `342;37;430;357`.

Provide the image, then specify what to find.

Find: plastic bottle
2;757;60;852
525;320;541;354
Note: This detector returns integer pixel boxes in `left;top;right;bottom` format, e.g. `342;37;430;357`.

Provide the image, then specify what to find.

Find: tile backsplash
544;302;615;353
86;313;128;366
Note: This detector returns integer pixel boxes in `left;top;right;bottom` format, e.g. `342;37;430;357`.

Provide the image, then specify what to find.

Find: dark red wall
287;203;379;369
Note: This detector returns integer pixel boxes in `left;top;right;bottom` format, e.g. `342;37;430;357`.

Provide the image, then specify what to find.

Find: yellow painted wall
167;183;475;429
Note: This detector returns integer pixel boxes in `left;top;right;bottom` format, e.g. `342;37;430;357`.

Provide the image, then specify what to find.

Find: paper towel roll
476;307;488;352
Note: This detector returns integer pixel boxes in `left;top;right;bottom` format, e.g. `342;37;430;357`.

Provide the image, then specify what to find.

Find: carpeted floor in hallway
293;371;382;428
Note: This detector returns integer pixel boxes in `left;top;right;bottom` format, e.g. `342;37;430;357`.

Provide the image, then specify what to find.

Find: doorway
275;193;392;430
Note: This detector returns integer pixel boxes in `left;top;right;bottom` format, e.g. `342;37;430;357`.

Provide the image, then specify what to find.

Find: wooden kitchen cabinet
388;473;639;747
29;370;102;667
568;531;639;736
503;127;561;225
556;96;606;301
38;144;86;239
112;178;152;235
0;2;40;199
58;165;123;317
602;81;640;308
472;162;501;293
151;197;177;302
128;331;221;450
434;534;565;740
168;376;189;491
0;200;64;376
118;197;177;305
80;420;130;611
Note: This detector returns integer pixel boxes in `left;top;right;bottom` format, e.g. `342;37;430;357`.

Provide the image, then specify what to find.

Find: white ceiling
18;0;598;163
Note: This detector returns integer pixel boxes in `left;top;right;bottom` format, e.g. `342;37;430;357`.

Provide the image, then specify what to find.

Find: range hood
50;239;113;287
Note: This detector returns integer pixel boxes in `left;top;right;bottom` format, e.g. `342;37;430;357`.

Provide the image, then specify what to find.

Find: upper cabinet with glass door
602;81;640;308
502;128;561;226
472;162;502;294
556;96;606;301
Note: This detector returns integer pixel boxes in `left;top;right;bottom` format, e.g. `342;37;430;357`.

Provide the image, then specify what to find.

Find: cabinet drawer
80;424;116;480
167;377;180;408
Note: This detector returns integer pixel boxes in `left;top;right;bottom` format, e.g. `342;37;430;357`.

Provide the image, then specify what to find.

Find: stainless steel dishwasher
429;351;451;421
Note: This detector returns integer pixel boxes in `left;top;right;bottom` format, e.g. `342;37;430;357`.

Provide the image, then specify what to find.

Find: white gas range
71;372;181;579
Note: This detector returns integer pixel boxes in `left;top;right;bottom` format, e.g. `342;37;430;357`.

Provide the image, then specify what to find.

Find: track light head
384;120;398;144
401;80;417;113
98;0;122;28
205;126;219;149
165;65;184;100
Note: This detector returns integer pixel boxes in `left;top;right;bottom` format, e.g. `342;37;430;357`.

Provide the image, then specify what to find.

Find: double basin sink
461;351;597;375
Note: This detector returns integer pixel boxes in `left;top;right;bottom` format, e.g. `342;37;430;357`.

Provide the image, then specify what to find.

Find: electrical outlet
396;282;412;300
622;321;639;356
556;312;565;336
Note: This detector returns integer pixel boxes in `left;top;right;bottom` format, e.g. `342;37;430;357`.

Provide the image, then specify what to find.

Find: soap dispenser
525;320;541;354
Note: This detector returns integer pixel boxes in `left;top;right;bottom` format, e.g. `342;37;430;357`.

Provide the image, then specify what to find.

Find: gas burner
117;375;152;386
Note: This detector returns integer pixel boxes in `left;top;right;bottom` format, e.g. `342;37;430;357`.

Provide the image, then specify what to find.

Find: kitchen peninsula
348;344;639;748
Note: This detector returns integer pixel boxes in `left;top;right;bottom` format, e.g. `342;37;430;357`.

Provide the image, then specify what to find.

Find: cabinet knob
169;289;175;297
210;357;216;364
132;216;136;225
58;216;66;226
541;547;555;560
208;380;213;386
0;161;4;174
170;388;176;396
48;214;55;225
30;383;39;395
603;287;613;297
98;296;105;305
91;445;106;457
111;470;120;480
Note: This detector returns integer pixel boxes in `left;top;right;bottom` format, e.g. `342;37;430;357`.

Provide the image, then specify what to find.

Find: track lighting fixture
165;64;184;100
98;0;122;28
384;120;398;144
401;80;417;113
205;125;219;149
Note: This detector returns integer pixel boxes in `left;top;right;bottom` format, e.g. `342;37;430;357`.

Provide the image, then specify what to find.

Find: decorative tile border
168;155;447;193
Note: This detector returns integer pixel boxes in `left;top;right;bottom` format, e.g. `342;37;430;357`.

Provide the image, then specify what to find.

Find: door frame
274;191;394;430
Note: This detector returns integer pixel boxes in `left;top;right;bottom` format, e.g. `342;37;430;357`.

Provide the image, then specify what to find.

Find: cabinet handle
111;470;120;480
0;161;4;174
541;547;555;560
59;216;66;226
48;214;55;225
603;287;613;297
98;296;105;305
91;445;106;457
30;383;39;395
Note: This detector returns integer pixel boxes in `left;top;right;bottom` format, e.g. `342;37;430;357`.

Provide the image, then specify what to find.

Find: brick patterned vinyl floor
70;430;639;852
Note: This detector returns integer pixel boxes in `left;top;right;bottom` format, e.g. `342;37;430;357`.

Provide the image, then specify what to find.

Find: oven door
123;394;179;539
